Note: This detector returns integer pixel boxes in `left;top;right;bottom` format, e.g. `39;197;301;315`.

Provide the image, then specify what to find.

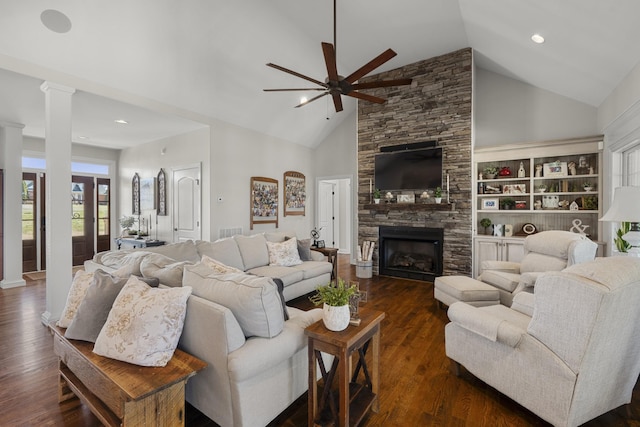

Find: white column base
0;278;26;289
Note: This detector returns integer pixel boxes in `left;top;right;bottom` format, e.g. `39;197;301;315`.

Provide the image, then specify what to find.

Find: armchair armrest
447;302;525;347
511;292;534;316
481;260;521;274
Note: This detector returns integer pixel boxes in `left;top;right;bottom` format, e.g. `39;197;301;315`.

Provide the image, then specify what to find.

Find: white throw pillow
200;254;244;274
93;276;192;367
266;237;303;267
57;270;95;328
139;253;191;287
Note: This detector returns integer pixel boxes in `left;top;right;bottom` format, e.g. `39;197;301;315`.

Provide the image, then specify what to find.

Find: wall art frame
283;171;305;216
140;177;156;211
157;168;167;216
250;176;279;229
132;173;140;215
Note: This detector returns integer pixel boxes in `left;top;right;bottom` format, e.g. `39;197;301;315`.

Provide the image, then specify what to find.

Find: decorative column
0;121;26;289
40;81;75;326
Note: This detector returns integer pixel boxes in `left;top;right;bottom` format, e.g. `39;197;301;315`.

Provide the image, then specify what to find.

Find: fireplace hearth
379;226;444;282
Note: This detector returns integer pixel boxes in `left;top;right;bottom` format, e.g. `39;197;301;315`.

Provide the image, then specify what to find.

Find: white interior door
172;164;201;242
318;181;335;247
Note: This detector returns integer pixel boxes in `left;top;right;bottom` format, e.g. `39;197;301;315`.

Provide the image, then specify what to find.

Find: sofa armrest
448;302;524;347
309;250;326;262
481;260;521;273
179;294;246;363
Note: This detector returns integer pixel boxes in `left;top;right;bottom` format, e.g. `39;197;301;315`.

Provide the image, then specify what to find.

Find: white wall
598;59;640;132
210;120;316;240
119;127;211;243
474;69;599;147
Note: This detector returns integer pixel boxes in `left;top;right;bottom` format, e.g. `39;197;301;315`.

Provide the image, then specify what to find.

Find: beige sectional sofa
85;232;332;301
84;232;333;426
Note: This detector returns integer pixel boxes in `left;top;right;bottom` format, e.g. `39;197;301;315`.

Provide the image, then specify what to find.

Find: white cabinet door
474;236;525;278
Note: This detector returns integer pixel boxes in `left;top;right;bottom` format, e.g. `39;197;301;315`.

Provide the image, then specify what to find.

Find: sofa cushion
183;264;285;338
196;238;245;271
291;261;333;280
64;271;159;343
246;265;305;286
266;237;303;267
479;270;521;293
99;250;152;275
57;270;96;328
144;240;200;263
93;276;192;367
234;234;269;270
140;253;191;287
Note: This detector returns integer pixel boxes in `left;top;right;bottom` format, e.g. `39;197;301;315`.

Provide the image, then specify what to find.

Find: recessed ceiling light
40;9;72;34
531;33;545;44
114;119;128;124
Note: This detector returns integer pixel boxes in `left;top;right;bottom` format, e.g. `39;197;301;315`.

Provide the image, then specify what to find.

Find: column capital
40;81;76;94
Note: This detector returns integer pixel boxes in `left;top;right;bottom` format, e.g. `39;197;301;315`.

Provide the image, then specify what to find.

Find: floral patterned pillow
200;254;244;274
57;270;95;328
266;237;303;267
93;276;192;367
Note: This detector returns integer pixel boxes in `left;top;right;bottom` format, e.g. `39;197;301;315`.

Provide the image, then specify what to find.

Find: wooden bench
50;325;206;427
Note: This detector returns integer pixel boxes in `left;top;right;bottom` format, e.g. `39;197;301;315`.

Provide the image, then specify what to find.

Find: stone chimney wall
357;48;473;277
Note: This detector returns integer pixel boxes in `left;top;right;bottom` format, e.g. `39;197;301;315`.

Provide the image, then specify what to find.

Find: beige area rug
24;266;85;281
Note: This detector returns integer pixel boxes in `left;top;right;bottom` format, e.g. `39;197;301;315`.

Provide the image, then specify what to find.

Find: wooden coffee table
305;307;385;427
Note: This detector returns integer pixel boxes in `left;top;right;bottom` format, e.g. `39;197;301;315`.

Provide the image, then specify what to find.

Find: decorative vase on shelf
322;303;350;331
499;167;512;177
517;162;526;178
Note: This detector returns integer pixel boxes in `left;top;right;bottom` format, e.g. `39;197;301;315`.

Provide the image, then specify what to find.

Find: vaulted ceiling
1;1;639;149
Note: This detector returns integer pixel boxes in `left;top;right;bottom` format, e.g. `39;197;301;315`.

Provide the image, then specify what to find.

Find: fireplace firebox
378;226;444;282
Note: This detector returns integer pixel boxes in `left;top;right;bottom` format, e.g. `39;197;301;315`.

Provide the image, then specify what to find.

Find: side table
116;237;166;250
312;246;339;281
306;307;385;427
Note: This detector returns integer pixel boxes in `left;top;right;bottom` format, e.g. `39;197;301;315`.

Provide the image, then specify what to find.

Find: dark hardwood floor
1;256;638;426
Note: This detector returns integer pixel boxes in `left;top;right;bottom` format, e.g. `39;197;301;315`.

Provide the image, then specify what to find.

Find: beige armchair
479;230;597;306
445;257;640;427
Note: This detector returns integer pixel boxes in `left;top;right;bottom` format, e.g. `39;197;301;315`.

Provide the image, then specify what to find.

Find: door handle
174;228;178;231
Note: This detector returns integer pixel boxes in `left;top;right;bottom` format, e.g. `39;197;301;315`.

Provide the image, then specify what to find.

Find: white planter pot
435;197;442;204
322;303;350;331
374;198;380;204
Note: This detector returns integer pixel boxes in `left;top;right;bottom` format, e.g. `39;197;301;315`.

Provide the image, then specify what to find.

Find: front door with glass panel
22;172;38;272
72;175;95;266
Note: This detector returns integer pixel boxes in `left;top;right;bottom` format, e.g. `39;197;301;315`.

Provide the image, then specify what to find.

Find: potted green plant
583;182;593;191
119;216;136;237
309;278;358;331
434;187;443;203
373;188;381;204
501;197;515;210
483;166;498;179
480;218;492;235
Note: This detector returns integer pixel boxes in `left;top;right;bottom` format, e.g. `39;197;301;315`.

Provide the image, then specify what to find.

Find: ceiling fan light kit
264;0;412;113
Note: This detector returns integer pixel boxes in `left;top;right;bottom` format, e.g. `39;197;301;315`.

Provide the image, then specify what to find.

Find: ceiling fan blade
351;78;412;90
346;91;387;104
263;88;326;92
295;92;328;108
266;63;327;88
331;92;343;112
322;42;339;83
344;49;397;83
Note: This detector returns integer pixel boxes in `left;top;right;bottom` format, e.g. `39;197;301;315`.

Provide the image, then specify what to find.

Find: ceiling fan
263;0;412;112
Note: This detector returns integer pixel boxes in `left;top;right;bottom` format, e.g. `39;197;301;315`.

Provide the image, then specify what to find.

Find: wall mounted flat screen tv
374;147;443;191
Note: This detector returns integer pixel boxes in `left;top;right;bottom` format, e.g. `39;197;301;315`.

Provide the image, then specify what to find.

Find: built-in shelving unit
474;136;603;240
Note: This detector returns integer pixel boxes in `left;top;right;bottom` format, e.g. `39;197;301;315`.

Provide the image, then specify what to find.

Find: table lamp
600;186;640;256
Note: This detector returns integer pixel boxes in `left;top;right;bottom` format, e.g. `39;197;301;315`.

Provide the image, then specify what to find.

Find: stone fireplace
378;226;443;281
357;48;473;278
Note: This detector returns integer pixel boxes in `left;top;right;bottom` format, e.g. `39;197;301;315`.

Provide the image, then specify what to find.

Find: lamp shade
600;186;640;222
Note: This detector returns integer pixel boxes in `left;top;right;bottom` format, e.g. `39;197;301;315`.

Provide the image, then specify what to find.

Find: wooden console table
51;325;206;426
116;237;166;250
306;308;385;427
312;246;339;281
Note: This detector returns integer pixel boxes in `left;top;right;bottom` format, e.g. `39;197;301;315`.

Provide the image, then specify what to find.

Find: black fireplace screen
378;226;443;282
